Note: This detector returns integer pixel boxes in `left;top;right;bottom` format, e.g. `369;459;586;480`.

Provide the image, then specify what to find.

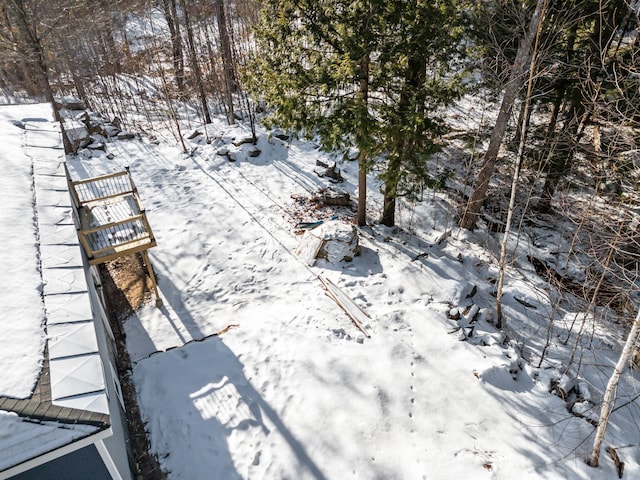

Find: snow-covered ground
63;109;640;479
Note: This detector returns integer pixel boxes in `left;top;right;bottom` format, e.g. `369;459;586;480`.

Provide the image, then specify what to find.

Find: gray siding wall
86;265;135;480
10;445;112;480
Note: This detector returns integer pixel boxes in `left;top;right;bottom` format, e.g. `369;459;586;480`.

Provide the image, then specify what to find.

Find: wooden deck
66;167;161;305
68;168;156;266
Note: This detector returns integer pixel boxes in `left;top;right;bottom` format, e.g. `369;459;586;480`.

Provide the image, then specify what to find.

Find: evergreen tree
377;1;463;226
247;0;463;226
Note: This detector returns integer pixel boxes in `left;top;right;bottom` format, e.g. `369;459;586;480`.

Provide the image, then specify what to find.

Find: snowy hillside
62;108;640;480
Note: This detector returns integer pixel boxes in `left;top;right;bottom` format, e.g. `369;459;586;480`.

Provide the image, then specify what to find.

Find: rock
248;148;261;158
55;96;87;111
87;134;106;150
104;124;121;137
88;112;105;124
296;220;359;265
322;188;350;206
117;132;135;140
232;136;255;147
271;128;289;141
75;111;90;126
187;130;202;140
89;123;106;136
62;119;90;151
314;160;343;182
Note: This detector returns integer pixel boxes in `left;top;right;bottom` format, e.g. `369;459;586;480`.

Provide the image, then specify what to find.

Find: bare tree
4;0;59;118
588;305;640;468
459;0;548;230
162;0;185;90
178;0;212;123
215;0;236;124
495;0;548;329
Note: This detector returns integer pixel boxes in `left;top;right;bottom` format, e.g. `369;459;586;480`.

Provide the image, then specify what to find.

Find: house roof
0;103;110;474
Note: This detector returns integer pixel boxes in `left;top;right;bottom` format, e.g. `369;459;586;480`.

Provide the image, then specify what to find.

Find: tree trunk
537;85;566;168
537;101;584;212
8;2;54;110
216;0;236;124
588;306;640;467
381;43;427;227
7;1;78;153
357;52;369;227
459;0;548;230
496;0;546;329
162;0;185;91
179;0;212;124
66;51;91;110
381;154;401;227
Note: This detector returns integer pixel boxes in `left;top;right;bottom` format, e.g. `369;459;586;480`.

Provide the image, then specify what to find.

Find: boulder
55;96;87;111
232;136;255;147
322;187;349;205
116;132;135;140
104;124;121;137
296;220;359;266
75;111;90;126
87;134;106;150
271;128;290;141
62;119;90;151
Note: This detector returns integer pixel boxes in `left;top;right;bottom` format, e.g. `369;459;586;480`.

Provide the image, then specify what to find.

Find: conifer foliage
247;0;464;226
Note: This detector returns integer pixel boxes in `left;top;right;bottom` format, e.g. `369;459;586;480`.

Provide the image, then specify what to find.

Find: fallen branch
606;446;624;479
318;275;371;338
215;323;240;336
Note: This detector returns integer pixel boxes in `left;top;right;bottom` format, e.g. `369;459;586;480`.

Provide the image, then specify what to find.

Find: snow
1;82;636;477
0;104;51;397
62;110;640;479
0;410;98;472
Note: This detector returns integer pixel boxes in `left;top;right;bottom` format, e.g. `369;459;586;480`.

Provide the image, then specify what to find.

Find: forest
3;0;640;476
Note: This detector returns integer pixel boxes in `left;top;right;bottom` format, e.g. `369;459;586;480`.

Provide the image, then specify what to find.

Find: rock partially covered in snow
296;220;359;266
314;160;343;182
62;118;90;150
55;96;86;111
322;187;349;204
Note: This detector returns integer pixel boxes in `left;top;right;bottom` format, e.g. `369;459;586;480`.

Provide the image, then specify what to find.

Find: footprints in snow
409;357;416;423
331;327;365;344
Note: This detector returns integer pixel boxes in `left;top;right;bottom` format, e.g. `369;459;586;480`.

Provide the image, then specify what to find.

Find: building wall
10;445;112;480
85;265;135;480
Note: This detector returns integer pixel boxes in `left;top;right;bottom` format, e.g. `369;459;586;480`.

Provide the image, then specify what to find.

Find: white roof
27;109;108;414
0;104;50;397
0;103;108;472
0;410;97;472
